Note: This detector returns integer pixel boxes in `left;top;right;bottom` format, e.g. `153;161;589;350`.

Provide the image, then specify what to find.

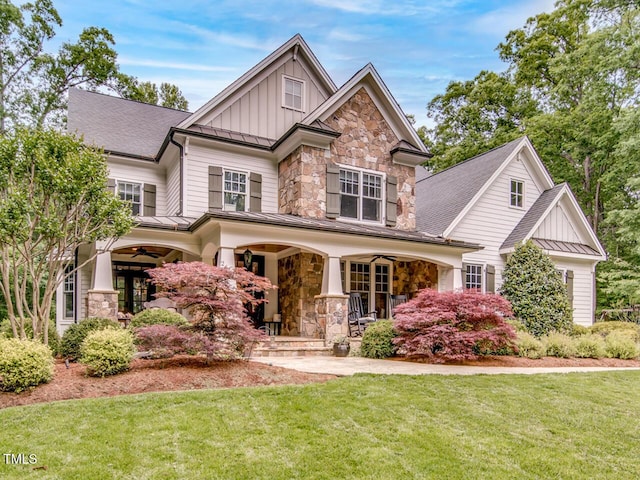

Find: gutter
169;132;184;216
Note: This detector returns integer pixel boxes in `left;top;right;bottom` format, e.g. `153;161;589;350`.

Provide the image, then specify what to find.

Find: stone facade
324;88;416;230
315;294;349;342
393;260;438;298
86;290;119;320
277;88;416;230
277;252;324;337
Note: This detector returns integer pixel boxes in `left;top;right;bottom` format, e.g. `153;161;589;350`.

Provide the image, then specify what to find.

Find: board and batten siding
108;160;167;216
453;159;543;288
199;57;329;140
166;158;181;216
533;204;581;243
184;143;278;217
552;259;596;326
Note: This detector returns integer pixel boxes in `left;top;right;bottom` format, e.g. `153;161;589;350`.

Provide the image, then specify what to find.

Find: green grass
2;372;640;479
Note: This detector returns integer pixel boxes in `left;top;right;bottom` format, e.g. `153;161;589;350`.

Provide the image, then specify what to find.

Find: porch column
321;256;343;295
217;247;236;268
87;242;118;320
437;265;464;292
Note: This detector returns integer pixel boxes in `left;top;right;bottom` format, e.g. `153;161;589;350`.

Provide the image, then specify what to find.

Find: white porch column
217;247;236;268
321;256;343;295
453;266;463;291
437;265;464;292
87;242;118;320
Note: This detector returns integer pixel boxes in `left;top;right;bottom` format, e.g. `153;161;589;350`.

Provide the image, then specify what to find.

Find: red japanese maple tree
146;262;274;359
393;289;517;362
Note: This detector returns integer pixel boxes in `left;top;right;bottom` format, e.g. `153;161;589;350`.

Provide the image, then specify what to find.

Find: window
348;261;392;317
118;182;142;215
283;76;304;111
339;168;383;222
510;179;524;208
223;170;247;211
63;264;75;319
465;264;483;291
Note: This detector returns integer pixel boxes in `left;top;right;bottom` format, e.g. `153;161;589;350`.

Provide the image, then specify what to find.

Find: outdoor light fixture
243;249;253;269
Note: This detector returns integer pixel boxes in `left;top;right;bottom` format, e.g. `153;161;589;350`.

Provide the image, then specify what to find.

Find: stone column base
87;290;119;320
314;294;349;343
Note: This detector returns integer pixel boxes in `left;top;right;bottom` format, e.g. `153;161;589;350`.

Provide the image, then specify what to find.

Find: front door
113;263;156;315
349;262;390;318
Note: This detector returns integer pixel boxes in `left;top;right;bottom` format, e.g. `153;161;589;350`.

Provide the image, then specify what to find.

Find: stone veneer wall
278;88;416;230
277;252;324;337
393;260;438;298
323;88;416;230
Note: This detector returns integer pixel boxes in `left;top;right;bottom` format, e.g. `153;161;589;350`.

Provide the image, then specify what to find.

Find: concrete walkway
251;356;640;376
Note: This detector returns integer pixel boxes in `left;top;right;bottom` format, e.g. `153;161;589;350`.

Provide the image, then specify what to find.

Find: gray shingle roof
500;184;565;250
67;88;191;158
415;137;525;235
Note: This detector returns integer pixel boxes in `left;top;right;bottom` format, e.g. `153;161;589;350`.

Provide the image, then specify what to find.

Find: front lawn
1;371;639;479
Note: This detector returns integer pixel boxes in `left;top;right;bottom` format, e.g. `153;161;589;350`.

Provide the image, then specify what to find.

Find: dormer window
283;76;304;111
339;168;383;223
510;179;524;208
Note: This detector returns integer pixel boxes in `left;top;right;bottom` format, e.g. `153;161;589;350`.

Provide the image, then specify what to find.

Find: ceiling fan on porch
132;247;161;259
370;254;397;263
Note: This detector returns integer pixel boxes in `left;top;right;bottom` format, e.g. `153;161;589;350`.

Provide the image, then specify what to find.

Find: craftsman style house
58;34;605;337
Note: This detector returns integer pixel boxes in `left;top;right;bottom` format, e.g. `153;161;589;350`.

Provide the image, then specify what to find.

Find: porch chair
389;294;407;318
348;293;377;336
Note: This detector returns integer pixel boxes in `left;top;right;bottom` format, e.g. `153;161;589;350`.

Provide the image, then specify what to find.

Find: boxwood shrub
604;331;639;359
574;334;606;359
361;320;396;359
80;329;135;377
60;317;121;361
0;338;54;392
590;321;640;341
515;331;545;359
129;309;188;329
0;318;61;357
542;332;576;358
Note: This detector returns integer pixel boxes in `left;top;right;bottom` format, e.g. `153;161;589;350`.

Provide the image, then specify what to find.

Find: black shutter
566;270;574;307
461;262;468;289
485;264;495;293
249;172;262;212
326;164;340;219
386;175;397;227
143;184;156;216
208;166;223;211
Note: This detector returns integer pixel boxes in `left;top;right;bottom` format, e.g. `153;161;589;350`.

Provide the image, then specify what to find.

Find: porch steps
251;336;332;357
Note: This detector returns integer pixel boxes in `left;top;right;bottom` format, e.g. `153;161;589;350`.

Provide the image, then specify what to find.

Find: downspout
169;131;184;216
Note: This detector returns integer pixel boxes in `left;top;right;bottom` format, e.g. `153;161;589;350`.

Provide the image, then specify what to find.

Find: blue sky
53;0;555;126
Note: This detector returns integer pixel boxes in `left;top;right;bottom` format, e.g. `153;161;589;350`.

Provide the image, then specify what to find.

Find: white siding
454;158;543;287
552;259;596;326
166;158;181;216
184;142;278;217
534;204;581;243
108;160;167;216
200;57;329;140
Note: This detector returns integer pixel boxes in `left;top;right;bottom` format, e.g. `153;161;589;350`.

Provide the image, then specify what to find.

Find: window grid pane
223;171;247;211
350;263;370;292
510;180;523;207
284;78;303;110
375;264;389;293
339;169;383;222
118;182;142;215
465;264;483;290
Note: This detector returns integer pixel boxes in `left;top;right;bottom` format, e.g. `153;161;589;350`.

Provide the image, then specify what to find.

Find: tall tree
0;129;135;343
115;74;189;110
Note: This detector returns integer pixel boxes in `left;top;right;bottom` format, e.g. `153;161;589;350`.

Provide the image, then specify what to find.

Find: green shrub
61;317;121;361
80;329;135;377
568;324;590;337
361;320;396;359
515;331;545;359
542;332;576;358
129;309;188;329
0;318;61;356
590;321;640;341
0;338;54;392
604;331;639;359
500;241;573;337
574;334;606;358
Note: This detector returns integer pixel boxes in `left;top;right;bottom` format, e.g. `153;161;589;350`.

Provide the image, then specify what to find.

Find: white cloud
180;26;280;52
327;29;368;42
118;57;237;72
472;0;556;36
305;0;465;17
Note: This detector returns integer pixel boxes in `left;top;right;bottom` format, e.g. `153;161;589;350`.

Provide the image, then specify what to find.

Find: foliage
129;309;188;329
60;317;121;360
114;75;189;111
0;129;135;344
500;241;573;336
574;334;606;358
360;320;396;359
515;331;545;359
133;324;215;359
80;328;135;377
393;289;516;362
329;335;350;345
590;321;640;340
0;317;60;356
0;337;53;392
541;332;577;358
568;324;590;337
604;330;639;359
147;262;273;360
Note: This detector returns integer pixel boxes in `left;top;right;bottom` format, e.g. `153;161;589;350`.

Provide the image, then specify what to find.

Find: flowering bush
147;262;274;360
393;289;516;362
